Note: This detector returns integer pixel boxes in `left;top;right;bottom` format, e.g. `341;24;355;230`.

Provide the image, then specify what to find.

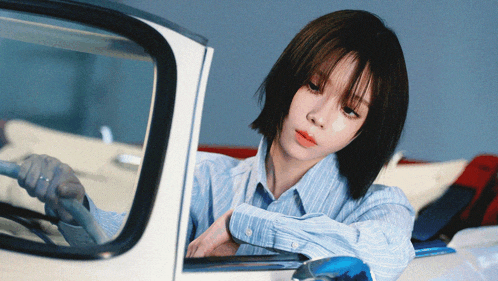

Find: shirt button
245;228;253;237
291;242;299;249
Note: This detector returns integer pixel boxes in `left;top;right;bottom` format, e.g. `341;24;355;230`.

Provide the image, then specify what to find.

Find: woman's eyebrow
314;70;371;107
351;95;370;106
343;93;370;110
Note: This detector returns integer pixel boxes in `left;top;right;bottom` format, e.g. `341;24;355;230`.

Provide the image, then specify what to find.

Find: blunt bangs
311;51;374;127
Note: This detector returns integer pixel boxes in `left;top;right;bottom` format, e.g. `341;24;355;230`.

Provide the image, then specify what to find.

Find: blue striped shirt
188;138;415;280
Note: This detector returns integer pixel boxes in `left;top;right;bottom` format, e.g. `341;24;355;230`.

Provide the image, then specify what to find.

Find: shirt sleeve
229;190;415;281
58;195;126;246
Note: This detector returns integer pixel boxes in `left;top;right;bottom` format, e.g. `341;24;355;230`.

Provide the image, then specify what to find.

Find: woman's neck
265;139;320;200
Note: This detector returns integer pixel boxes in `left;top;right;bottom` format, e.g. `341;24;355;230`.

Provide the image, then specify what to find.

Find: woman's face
275;56;371;164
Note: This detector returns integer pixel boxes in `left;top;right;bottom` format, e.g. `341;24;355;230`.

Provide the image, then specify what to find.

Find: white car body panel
399;226;498;281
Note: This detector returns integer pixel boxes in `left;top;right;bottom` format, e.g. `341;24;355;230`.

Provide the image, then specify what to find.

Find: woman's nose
306;101;339;129
306;112;325;128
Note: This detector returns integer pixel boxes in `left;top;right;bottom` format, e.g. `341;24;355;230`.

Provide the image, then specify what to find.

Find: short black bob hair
251;10;409;199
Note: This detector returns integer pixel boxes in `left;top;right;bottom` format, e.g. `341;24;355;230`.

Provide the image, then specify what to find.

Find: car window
0;8;153;246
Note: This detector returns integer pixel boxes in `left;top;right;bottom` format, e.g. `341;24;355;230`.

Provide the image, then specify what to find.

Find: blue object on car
292;256;373;281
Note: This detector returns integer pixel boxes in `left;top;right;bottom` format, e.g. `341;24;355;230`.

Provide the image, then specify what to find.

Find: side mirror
292;256;374;281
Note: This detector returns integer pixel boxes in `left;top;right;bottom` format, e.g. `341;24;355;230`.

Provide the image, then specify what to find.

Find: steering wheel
0;160;109;245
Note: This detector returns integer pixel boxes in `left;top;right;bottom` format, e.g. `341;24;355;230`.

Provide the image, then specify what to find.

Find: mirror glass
0;9;154;246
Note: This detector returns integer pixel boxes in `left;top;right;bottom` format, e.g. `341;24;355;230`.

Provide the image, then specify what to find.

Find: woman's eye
343;106;360;119
307;82;320;92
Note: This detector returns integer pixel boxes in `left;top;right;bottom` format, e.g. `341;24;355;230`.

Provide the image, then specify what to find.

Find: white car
0;0;496;280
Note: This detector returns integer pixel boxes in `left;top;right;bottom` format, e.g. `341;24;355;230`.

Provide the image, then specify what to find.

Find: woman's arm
230;203;414;280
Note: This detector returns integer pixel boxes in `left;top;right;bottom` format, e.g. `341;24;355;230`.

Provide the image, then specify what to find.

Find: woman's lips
295;130;317;147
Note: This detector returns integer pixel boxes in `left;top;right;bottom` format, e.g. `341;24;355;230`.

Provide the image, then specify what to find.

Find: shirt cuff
229;203;278;249
229;203;321;256
86;195;126;239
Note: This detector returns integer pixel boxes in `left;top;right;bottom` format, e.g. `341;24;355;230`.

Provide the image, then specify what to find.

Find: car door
0;0;212;279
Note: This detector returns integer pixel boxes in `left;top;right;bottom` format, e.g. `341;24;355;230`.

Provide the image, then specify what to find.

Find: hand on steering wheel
17;154;86;225
0;155;109;244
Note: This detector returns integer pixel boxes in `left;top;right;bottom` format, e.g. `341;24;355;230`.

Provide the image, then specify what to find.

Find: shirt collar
246;138;347;213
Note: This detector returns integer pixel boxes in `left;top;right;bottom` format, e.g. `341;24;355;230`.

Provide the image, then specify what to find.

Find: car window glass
0;9;154;246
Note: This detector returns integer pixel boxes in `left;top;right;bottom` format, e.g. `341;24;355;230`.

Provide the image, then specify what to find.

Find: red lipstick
295;130;317;148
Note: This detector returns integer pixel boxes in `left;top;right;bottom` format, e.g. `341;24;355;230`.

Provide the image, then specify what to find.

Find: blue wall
122;0;498;162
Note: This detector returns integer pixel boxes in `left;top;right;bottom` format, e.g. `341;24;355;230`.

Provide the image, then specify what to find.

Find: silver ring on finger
39;175;50;182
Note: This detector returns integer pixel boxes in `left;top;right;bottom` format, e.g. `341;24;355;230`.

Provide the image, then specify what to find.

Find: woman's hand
186;209;240;257
18;154;85;224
